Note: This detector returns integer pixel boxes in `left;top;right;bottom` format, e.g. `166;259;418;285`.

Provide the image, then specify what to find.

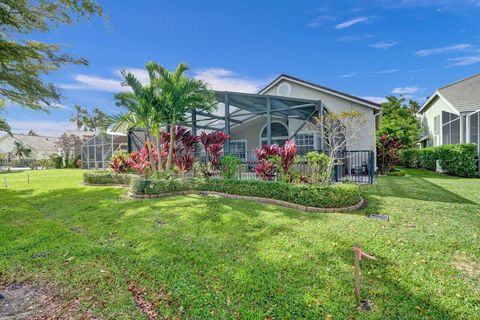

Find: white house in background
0;133;58;161
417;74;480;151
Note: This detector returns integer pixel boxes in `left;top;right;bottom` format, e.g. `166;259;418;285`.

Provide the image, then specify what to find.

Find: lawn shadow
364;173;476;205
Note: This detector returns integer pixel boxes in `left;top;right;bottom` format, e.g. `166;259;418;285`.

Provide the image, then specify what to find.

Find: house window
229;140;247;161
295;132;315;154
433;115;440;146
260;122;289;147
468;111;479;148
441;111;460;145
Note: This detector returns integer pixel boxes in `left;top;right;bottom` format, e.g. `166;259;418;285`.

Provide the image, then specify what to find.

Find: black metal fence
200;149;375;184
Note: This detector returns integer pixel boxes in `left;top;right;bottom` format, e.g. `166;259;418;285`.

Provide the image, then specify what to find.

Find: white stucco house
417;73;480;151
122;74;381;182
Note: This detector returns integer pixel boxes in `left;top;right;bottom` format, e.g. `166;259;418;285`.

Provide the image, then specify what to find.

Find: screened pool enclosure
81;132;128;169
120;91;376;183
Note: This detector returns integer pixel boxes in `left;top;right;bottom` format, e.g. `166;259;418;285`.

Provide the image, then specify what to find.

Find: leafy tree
55;133;84;167
28;129;38;136
378;96;421;147
0;0;103;130
70;105;109;132
151;63;217;171
12;141;31;160
0;104;11;135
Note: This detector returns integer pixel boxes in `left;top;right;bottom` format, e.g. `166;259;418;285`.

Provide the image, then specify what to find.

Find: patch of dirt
0;283;94;320
127;282;159;320
453;254;480;279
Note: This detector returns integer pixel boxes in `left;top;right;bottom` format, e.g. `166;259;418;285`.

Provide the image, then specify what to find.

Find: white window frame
229;139;247;161
259;121;289;147
294;131;317;153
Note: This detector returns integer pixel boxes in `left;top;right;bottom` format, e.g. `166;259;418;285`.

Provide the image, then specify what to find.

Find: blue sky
5;0;480;136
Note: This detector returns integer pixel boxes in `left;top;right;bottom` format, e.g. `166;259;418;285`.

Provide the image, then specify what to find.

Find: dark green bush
420;147;437;171
400;149;421;168
83;171;134;185
436;144;478;177
130;178;361;208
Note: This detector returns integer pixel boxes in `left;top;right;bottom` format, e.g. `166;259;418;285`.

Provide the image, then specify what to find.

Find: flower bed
130;178;362;210
83;171;135;185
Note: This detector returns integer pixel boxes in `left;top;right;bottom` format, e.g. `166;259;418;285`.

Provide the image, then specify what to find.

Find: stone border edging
127;190;366;213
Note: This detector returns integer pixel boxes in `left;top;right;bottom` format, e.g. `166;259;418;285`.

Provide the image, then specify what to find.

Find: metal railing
198;149;375;184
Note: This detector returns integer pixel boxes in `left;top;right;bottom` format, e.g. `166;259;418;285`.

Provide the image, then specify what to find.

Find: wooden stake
3;177;7;188
28;173;30;183
354;243;361;302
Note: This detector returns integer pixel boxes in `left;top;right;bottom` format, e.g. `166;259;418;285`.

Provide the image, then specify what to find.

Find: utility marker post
353;243;376;302
28;173;30;183
4;177;7;188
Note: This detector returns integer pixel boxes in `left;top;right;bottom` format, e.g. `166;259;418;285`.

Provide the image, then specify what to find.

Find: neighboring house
62;129;95;158
0;133;59;161
417;74;480;151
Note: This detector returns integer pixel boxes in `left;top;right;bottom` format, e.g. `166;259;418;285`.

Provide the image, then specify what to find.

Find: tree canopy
378;96;421;148
70;105;109;132
0;0;104;134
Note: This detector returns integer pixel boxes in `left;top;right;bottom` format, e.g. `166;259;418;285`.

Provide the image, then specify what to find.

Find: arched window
260;122;289;146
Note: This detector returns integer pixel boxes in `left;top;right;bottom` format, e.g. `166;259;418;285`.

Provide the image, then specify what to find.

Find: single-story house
0;133;58;161
121;74;381;182
417;73;480;151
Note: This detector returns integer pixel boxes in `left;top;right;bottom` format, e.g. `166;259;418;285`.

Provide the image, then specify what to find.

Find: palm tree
112;65;164;174
70;105;88;130
13;141;31;160
150;63;216;171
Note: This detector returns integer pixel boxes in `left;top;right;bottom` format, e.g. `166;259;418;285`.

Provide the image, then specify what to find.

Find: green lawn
0;169;479;319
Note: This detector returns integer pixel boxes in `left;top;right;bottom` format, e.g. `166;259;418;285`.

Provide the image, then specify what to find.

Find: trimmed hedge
400;144;478;177
420;147;437;171
400;149;422;168
130;178;361;209
83;171;134;185
437;144;478;177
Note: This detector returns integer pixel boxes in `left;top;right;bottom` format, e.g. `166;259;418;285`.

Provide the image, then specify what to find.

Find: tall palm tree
13;141;31;160
150;63;216;171
112;65;164;174
70;105;88;130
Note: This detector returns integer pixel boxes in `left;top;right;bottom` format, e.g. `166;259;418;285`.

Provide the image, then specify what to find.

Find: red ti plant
254;160;277;180
279;140;298;176
376;134;403;174
254;141;298;181
110;152;130;173
174;127;199;177
127;142;159;178
199;131;230;177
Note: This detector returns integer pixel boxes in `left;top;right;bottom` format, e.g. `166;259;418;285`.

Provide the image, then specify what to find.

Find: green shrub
420;147;437;171
83;171;134;185
387;169;406;176
130;178;361;209
436;144;478;177
219;155;242;180
50;155;63;169
400;149;421;168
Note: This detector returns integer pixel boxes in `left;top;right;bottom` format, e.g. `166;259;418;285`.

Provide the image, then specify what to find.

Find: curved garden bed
83;172;364;212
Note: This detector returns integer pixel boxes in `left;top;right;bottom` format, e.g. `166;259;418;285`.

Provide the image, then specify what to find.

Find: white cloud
339;69;398;78
369;41;399;49
414;44;473;56
338;34;374;42
59;74;125;93
193;68;266;93
7;119;75;137
306;15;335;28
392;86;420;95
335;16;371;30
59;67;150;93
361;96;388;104
447;54;480;67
